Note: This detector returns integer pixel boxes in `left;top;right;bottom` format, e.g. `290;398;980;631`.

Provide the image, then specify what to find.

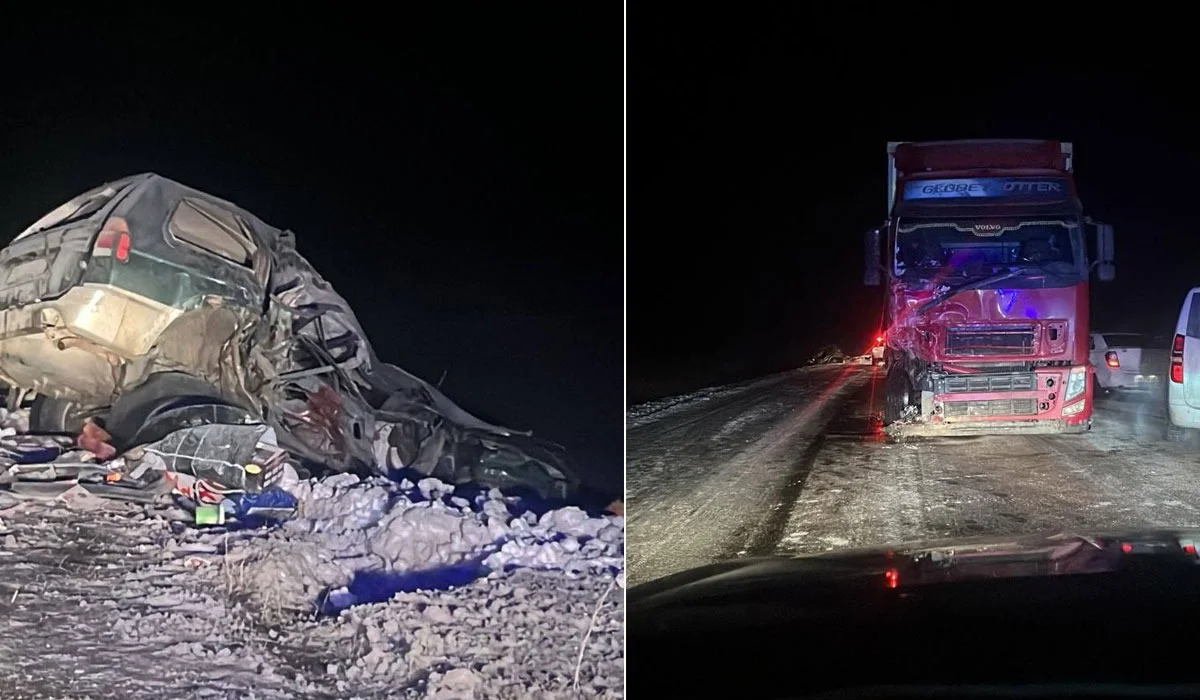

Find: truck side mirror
864;227;882;286
1095;222;1115;282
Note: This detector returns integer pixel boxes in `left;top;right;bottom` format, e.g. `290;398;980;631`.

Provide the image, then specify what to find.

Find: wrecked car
0;174;578;499
807;345;846;365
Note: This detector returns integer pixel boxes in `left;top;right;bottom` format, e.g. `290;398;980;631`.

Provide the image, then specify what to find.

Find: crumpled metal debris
246;230;579;498
808;345;847;365
0;175;582;501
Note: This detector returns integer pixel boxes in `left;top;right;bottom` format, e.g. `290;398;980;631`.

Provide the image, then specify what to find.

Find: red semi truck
864;139;1115;435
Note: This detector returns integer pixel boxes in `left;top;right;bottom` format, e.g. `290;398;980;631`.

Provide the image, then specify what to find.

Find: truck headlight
1065;366;1087;400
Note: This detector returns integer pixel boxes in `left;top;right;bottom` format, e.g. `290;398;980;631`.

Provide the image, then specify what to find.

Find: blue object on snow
0;442;66;465
317;558;491;616
226;487;299;522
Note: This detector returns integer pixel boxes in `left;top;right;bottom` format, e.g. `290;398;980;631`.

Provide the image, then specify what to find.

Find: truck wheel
884;368;914;425
29;395;103;435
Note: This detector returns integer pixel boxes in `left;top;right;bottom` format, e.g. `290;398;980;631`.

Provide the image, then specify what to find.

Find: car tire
105;372;227;450
1165;417;1200;447
29;395;103;435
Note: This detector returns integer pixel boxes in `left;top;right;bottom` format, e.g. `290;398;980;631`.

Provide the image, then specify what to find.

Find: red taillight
885;568;899;588
1104;351;1119;368
1172;334;1185;383
92;217;131;264
115;233;130;262
876;335;884;344
1122;543;1134;554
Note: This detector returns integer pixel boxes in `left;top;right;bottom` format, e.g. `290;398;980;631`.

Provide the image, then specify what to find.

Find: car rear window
1102;333;1170;349
1189;292;1200;338
167;198;256;266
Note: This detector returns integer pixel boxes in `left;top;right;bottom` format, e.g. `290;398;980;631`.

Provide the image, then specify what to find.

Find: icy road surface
0;475;623;699
628;365;1198;587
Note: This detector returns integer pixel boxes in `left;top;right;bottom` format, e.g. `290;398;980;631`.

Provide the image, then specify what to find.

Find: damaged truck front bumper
887;366;1093;438
885;416;1090;438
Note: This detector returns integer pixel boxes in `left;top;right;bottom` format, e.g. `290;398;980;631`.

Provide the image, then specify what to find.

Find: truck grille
945;327;1036;356
944;398;1037;418
939;373;1037;394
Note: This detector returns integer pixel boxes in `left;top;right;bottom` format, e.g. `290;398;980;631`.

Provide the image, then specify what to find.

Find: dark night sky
630;11;1191;403
1;11;621;491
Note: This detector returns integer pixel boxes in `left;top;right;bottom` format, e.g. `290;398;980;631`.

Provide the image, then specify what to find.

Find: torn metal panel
256;231;579;496
264;232;525;438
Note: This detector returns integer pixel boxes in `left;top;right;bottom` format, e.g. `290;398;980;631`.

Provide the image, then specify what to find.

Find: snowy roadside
626;366;821;430
626;365;871;586
0;472;624;699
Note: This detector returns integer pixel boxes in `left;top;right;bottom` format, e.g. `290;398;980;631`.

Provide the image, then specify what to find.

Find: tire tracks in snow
627;366;870;586
775;390;1200;556
743;432;827;556
776;421;929;553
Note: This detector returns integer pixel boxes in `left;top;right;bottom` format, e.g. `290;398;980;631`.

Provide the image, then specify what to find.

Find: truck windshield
895;218;1083;281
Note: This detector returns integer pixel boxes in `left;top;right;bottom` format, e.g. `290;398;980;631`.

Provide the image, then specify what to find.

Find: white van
1167;287;1200;441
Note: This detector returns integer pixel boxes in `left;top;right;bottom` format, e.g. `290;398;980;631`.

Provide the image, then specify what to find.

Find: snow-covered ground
626;365;868;585
628;365;1200;588
625;368;808;429
0;470;624;698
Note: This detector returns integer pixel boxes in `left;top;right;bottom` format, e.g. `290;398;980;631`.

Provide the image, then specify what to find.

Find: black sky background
631;11;1191;404
1;11;621;491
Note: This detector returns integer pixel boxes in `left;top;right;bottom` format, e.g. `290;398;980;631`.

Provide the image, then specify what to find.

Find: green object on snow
195;504;225;525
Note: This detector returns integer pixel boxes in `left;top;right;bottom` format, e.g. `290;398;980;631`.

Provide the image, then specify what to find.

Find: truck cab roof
893;139;1072;176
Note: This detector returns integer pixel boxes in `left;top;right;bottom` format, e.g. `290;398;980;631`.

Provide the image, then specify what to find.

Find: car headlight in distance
1065;366;1087;400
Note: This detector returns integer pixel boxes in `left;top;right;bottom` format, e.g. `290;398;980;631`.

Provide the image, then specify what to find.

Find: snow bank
204;473;624;612
626;367;806;429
